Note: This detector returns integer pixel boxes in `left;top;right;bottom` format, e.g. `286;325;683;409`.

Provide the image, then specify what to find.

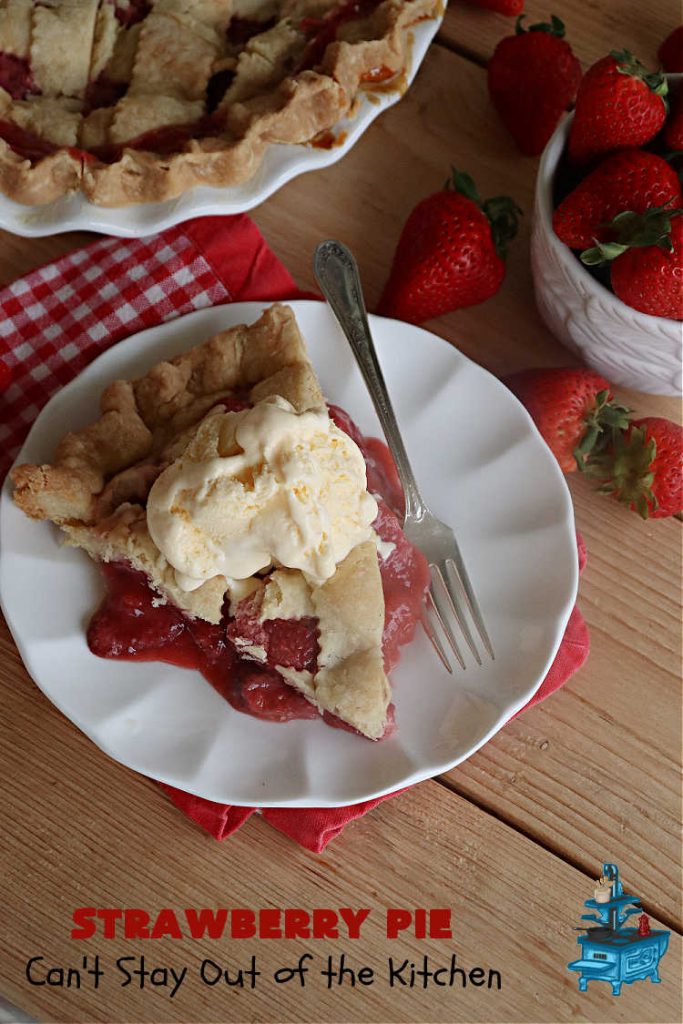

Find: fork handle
314;240;426;519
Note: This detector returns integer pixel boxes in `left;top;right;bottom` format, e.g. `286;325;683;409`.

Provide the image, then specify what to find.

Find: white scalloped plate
0;301;578;806
0;15;441;239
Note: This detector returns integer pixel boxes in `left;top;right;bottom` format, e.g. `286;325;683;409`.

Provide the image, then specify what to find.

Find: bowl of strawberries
531;50;682;397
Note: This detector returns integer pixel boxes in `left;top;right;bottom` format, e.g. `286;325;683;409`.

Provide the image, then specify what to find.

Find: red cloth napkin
0;216;590;853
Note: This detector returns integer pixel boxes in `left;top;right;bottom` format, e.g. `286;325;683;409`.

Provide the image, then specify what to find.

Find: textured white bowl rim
0;302;579;807
535;90;682;345
0;15;441;238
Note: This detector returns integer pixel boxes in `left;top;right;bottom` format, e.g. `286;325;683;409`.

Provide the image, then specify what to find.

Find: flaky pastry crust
0;0;441;206
12;303;324;524
253;541;390;739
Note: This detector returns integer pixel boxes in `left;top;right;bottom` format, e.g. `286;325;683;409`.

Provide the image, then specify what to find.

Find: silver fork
314;239;494;672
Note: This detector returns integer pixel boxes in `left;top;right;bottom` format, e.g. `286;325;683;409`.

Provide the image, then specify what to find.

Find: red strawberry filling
226;16;277;48
112;0;152;28
84;76;128;115
0;120;57;161
296;0;383;73
87;406;430;737
0;52;36;100
227;594;320;674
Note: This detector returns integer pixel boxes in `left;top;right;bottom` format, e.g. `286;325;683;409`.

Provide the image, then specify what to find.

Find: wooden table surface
1;3;681;1022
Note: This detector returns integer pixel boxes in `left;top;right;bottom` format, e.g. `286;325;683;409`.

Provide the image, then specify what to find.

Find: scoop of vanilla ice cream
146;396;378;589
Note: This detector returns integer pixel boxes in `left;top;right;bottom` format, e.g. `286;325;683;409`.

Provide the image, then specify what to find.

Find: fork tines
423;558;494;673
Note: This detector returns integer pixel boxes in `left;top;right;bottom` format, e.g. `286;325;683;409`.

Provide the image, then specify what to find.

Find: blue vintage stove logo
568;863;670;996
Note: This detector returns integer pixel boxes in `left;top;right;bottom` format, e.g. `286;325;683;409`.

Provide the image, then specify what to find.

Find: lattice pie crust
0;0;441;206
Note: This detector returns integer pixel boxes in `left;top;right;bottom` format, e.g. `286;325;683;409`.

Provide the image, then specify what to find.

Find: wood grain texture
0;658;680;1024
439;0;679;69
0;11;681;1024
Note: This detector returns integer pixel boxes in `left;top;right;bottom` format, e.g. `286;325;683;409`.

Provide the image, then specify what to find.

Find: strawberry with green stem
586;417;683;519
568;50;668;164
488;14;581;156
552;149;682;250
581;207;683;319
504;368;631;473
377;169;521;324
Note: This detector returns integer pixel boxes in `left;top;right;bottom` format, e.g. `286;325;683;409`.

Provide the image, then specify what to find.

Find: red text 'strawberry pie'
0;0;441;206
11;304;430;739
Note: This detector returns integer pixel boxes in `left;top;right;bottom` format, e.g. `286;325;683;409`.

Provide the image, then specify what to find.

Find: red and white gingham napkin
0;216;590;852
0;216;299;478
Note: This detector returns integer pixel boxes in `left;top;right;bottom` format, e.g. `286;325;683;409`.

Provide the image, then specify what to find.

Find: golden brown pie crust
0;0;441;207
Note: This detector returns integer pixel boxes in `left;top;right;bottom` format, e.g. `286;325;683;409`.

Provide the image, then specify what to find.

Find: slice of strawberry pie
11;304;429;740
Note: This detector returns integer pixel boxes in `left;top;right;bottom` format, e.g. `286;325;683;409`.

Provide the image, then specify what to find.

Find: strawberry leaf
581;241;628;265
584;424;659;518
446;168;522;258
446;167;482;205
482;196;523;258
573;388;631;469
610;49;668;98
580;207;683;264
516;13;566;37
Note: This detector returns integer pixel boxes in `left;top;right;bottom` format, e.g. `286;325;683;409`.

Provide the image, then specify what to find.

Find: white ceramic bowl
531;82;683;398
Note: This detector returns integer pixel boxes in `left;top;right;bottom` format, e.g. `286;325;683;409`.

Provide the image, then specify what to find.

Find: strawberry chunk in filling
88;405;429;737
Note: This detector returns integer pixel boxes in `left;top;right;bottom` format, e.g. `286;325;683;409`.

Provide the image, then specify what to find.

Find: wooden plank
439;0;679;69
0;659;680;1024
0;230;92;289
440;476;682;928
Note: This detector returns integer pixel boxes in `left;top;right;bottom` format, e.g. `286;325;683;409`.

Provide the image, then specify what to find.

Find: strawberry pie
11;304;429;739
0;0;441;206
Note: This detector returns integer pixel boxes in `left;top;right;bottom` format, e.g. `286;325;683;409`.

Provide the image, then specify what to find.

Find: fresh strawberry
488;15;581;156
587;417;683;518
376;169;521;324
568;51;668;164
467;0;524;14
582;207;683;319
664;93;683;150
504;368;630;472
658;25;683;72
553;149;682;249
0;360;11;392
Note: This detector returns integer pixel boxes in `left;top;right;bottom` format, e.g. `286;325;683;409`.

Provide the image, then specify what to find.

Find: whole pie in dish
0;0;441;206
11;304;430;740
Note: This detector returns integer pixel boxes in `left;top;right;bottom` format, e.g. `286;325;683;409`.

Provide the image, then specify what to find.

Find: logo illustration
567;862;670;996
